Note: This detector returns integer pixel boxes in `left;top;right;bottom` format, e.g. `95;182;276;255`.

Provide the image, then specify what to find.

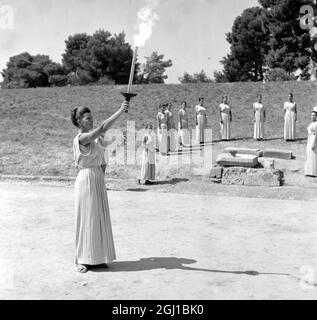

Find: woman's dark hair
70;107;91;128
181;101;187;105
312;111;317;116
289;92;293;97
199;97;204;102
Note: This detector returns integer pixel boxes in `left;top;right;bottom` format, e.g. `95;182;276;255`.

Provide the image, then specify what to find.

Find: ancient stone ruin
210;147;290;187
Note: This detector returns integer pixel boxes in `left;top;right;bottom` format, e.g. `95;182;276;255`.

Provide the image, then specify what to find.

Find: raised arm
79;101;128;146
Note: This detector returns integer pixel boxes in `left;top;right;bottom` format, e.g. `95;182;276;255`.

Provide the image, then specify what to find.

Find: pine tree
259;0;315;79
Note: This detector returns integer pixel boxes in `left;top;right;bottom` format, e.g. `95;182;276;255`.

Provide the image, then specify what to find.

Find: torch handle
121;92;138;113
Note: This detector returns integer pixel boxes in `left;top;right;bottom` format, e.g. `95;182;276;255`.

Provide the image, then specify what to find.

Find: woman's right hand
121;101;130;112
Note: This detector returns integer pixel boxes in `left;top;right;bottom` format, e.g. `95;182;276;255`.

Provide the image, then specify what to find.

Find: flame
133;0;159;47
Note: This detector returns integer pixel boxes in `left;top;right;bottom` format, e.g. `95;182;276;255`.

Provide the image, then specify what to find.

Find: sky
0;0;259;83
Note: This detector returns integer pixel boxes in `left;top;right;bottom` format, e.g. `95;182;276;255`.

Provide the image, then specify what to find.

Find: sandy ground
1;181;317;300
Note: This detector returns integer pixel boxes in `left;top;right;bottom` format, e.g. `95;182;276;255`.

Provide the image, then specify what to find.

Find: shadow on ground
153;178;189;185
89;257;290;277
125;179;189;192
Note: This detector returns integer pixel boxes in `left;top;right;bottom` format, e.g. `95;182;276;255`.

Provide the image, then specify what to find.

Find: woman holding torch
71;101;129;273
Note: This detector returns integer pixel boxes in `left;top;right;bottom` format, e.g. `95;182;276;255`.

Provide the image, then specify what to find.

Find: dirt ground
1;181;317;300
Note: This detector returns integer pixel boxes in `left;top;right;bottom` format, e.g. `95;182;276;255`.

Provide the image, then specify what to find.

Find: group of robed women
155;93;299;154
69;91;317;274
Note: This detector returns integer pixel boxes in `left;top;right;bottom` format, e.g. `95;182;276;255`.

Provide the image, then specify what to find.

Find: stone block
258;158;275;169
262;149;293;160
223;147;263;157
222;167;283;187
216;153;259;168
209;166;223;179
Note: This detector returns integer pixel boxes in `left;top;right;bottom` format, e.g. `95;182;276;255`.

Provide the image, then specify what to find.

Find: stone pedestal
262;149;293;160
216;154;259;168
223;147;263;157
221;167;283;187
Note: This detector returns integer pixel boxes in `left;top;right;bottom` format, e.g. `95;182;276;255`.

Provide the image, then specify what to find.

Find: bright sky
0;0;259;83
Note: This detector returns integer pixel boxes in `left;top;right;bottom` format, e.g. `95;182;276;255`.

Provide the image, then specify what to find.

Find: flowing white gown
253;102;265;140
305;121;317;176
219;103;231;140
73;134;116;265
284;101;296;140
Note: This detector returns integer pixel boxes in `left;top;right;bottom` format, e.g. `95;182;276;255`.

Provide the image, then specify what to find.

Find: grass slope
0;81;316;177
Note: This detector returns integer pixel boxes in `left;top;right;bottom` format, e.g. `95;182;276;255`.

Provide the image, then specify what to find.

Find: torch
121;46;138;112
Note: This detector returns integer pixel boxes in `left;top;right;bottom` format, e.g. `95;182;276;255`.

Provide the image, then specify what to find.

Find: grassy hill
1;81;317;177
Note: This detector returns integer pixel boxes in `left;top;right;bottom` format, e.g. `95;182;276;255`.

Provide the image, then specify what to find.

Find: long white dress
284;101;297;140
140;133;156;181
253;102;265;140
305;121;317;176
178;109;190;146
73;134;116;265
165;110;177;152
219;103;231;140
196;105;207;143
157;112;168;154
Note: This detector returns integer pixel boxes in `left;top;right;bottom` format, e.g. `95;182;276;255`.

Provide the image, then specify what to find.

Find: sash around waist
76;165;102;171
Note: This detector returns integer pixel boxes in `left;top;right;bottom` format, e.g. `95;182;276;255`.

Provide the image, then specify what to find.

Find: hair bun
70;107;79;127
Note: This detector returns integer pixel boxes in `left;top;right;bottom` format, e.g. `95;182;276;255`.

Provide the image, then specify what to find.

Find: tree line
213;0;317;82
2;0;317;88
180;0;317;83
0;30;173;89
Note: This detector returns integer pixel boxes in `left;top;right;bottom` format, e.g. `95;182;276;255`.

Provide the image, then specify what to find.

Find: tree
259;0;315;78
1;52;67;88
213;71;229;83
265;67;297;81
219;7;270;82
136;51;172;84
179;69;213;83
44;62;68;86
62;30;136;85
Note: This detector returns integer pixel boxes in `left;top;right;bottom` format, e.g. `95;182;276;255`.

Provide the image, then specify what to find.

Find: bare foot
76;264;88;273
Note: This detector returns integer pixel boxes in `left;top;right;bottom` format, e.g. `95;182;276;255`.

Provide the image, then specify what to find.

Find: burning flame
133;0;159;47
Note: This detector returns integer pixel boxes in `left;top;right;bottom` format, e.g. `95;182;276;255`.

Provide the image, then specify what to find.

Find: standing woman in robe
138;123;156;185
196;98;207;144
71;100;129;273
156;104;163;150
305;110;317;177
157;104;169;155
166;103;177;152
284;93;297;142
178;101;190;147
253;94;265;141
219;95;232;141
195;97;205;141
